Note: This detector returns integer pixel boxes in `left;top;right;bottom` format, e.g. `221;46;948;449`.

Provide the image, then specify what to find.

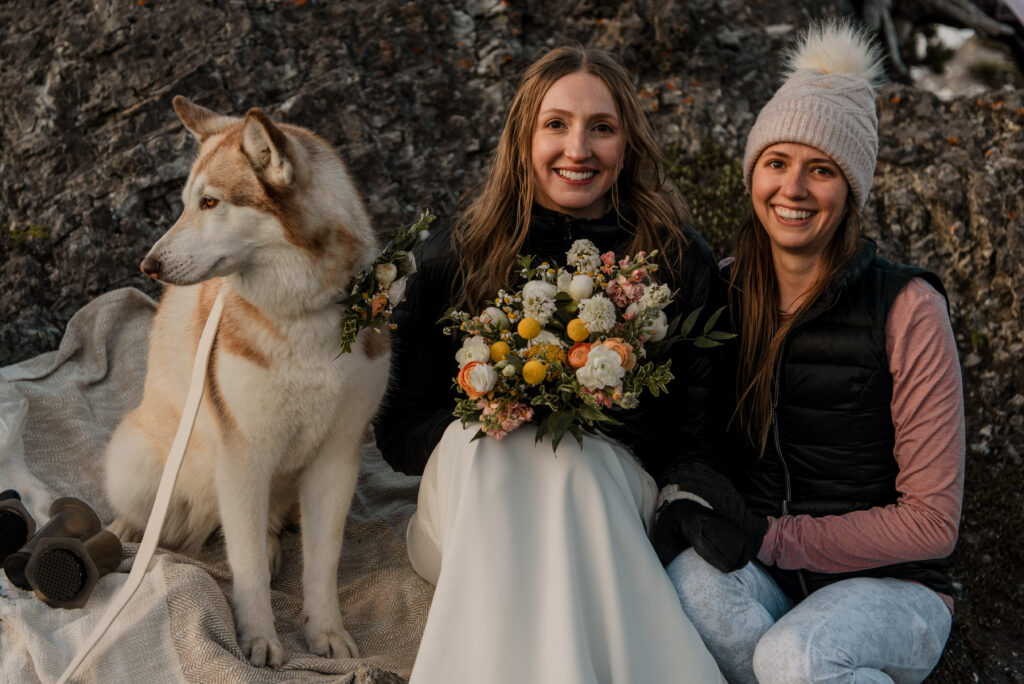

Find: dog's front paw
304;613;359;659
239;629;285;668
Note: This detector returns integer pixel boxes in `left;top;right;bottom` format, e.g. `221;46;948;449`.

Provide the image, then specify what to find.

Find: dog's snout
140;256;162;279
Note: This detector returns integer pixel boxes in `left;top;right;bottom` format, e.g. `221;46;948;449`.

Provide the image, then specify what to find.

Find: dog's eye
200;196;219;210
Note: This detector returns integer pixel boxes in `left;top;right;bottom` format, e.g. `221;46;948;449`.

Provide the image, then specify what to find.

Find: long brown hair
454;44;691;311
729;202;862;454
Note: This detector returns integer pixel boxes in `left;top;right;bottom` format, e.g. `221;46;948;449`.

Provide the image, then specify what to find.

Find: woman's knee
667;548;721;604
752;616;865;684
752;621;816;684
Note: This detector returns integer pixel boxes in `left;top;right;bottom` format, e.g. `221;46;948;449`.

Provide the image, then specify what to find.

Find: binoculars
1;490;122;609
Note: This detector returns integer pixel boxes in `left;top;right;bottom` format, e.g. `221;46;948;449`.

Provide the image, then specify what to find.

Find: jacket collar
799;237;877;323
525;204;627;261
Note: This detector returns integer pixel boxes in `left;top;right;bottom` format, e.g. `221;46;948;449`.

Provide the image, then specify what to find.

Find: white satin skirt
406;421;725;684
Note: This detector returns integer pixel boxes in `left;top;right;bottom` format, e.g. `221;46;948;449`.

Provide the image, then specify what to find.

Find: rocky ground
1;0;1021;681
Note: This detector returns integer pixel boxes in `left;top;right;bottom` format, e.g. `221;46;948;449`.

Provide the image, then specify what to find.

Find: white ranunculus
575;344;626;390
469;363;498;394
522;280;557;301
387;277;407;305
532;330;564;348
568;274;595;301
645;310;669;341
481;306;510;330
375;262;398;289
557;270;573;293
455;335;491;367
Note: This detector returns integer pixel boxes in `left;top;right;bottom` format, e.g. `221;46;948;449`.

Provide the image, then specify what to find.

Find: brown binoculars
1;490;122;609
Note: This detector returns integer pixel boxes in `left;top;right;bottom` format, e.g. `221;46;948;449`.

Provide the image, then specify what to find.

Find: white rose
568;274;595;301
481;306;509;330
455;336;491;367
522;280;557;300
387;277;407;306
576;345;626;390
469;363;498;394
375;262;398;288
644;310;669;341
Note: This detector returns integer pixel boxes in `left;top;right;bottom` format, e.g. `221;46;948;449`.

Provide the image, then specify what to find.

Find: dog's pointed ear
242;108;294;187
173;96;236;143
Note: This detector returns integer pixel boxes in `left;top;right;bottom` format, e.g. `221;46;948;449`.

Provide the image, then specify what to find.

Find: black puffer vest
737;239;954;600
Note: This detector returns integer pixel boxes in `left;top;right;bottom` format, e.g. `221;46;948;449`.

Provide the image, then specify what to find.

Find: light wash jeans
666;549;952;684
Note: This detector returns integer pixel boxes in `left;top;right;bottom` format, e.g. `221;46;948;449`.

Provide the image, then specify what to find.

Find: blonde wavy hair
454;44;691;311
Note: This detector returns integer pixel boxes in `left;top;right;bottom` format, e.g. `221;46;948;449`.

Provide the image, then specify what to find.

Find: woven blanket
0;288;431;684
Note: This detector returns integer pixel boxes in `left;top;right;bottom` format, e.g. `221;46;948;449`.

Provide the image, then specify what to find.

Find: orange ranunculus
370;292;389;316
458;361;487;399
567;342;592;369
602;338;633;367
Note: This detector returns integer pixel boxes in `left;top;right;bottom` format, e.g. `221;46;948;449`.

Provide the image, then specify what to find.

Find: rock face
1;1;1021;681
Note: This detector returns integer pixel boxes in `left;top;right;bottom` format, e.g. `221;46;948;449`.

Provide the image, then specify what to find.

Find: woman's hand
653;462;769;572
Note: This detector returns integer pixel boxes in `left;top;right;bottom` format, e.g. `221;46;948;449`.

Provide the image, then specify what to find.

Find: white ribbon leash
57;284;226;684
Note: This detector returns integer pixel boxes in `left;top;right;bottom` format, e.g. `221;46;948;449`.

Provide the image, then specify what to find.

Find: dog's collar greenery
338;210;435;353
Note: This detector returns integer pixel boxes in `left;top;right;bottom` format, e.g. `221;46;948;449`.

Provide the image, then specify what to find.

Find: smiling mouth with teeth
556;169;596;181
774;206;814;220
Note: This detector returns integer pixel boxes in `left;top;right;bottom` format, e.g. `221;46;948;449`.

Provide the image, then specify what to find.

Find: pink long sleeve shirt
757;278;966;612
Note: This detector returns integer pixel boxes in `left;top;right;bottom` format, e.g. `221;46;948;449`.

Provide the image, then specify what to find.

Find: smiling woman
530;71;625;219
373;43;728;684
661;20;966;684
750;143;850;311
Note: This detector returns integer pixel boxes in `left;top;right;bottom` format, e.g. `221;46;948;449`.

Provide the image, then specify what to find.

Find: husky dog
104;97;389;667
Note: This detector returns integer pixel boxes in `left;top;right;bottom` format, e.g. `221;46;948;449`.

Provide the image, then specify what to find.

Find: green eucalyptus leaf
679;306;703;338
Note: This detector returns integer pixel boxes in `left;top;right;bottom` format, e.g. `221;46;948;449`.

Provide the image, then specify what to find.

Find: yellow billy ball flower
517;317;541;340
566;318;590;342
490;341;511;362
522;360;547;385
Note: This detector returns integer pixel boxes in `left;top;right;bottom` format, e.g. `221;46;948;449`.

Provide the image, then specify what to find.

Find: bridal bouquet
338;211;435;353
443;239;730;449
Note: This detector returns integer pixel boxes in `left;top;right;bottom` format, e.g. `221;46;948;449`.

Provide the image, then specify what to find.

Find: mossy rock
664;143;746;259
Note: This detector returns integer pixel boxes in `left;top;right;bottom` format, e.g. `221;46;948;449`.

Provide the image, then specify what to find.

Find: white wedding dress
406;421;726;684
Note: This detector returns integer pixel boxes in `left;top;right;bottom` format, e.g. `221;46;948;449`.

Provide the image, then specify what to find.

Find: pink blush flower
606;275;644;307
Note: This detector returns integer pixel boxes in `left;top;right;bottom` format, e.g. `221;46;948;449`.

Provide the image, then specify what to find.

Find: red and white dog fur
104;96;389;667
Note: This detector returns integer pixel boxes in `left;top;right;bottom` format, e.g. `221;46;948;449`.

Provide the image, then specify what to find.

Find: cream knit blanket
0;288;429;683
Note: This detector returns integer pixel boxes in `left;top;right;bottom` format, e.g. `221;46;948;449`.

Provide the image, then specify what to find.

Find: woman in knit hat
654;20;965;684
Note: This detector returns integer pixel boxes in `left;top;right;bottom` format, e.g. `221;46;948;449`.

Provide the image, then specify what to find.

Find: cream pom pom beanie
743;20;886;209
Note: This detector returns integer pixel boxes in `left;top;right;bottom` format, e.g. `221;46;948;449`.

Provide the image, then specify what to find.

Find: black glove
652;499;749;571
655;462;770;572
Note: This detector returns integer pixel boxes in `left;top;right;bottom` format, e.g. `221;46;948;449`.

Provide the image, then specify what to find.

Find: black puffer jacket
373;205;727;488
726;238;953;599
